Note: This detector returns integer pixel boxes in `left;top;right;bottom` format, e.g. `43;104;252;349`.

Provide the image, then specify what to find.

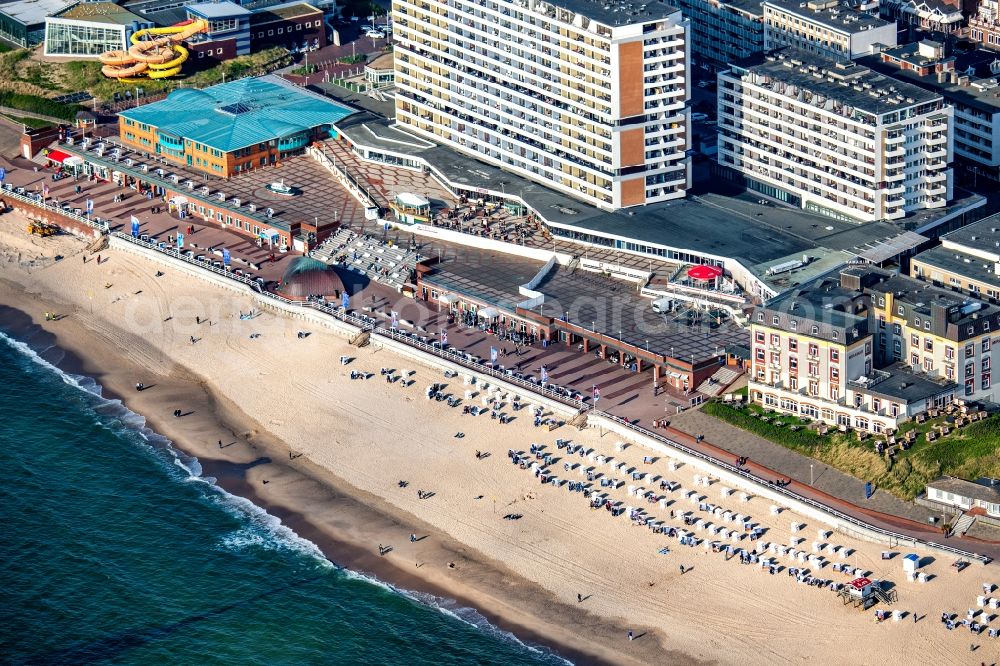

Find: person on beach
628;630;633;641
577;593;582;603
410;533;416;543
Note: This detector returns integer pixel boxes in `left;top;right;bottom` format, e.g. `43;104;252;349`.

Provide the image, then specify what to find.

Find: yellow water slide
100;19;208;80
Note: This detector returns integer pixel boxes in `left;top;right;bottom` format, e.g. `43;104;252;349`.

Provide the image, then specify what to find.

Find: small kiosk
391;192;431;225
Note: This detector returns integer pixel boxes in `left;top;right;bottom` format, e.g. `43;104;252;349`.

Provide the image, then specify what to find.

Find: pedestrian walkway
669;409;938;525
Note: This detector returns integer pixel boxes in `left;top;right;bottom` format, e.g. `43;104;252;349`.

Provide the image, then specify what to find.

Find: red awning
688;264;723;281
46;149;72;164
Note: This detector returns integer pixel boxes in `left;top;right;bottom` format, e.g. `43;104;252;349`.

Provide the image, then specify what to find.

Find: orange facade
619;127;645;167
617;41;645;119
620;177;645;207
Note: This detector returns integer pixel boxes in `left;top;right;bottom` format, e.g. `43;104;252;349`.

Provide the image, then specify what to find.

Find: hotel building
749;268;961;433
969;0;1000;52
762;0;897;61
717;49;954;223
391;0;692;209
868;272;1000;402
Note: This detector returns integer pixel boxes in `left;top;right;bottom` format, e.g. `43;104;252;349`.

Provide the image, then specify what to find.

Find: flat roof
187;1;251;18
51;1;144;25
0;0;72;26
119;75;355;153
911;245;1000;292
762;0;892;33
927;476;1000;504
733;49;942;116
858;53;1000;116
249;1;320;20
539;0;681;27
941;212;1000;252
852;363;958;404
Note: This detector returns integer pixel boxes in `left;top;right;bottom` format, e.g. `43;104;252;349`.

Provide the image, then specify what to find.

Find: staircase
696;366;743;397
951;512;977;537
872;585;897;605
350;330;370;348
568;409;589;430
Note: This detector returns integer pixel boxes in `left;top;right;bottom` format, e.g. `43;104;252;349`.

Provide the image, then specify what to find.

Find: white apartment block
392;0;691;210
717;50;954;223
763;0;897;61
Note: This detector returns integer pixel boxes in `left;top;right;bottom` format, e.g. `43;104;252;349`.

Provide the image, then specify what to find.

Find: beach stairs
350;330;370;348
566;256;580;275
695;366;742;398
951;512;977;537
568;409;589;430
86;235;108;255
872;585;897;606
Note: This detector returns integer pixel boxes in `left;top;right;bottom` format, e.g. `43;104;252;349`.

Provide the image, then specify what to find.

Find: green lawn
703;400;1000;500
1;113;53;129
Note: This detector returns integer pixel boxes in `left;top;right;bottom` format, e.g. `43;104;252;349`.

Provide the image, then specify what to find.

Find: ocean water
0;332;567;666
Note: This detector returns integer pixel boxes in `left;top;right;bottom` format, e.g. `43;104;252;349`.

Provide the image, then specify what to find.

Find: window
893;323;902;335
914;317;921;328
772;315;779;325
830;367;840;382
910;333;919;347
216;48;222;55
878;315;885;329
965;378;975;396
789;356;798;371
872;398;881;413
924;321;930;331
878;297;884;306
946;365;955;380
984;373;992;390
268;30;274;35
755;348;765;361
757;313;764;322
984;338;992;353
924;338;933;352
278;27;284;34
297;24;302;30
790;320;797;331
966;362;975;378
258;31;264;37
910;353;919;366
755;331;765;343
789;377;798;390
890;403;899;417
983;356;991;372
945;346;955;360
771;352;780;364
771;334;780;346
966;343;975;357
808;381;819;396
788;338;798;352
898;305;905;315
923;357;933;373
808;362;818;376
811;325;819;335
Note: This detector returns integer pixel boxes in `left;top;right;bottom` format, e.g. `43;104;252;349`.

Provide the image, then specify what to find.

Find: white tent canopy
438;293;455;304
479;306;500;319
397;192;430;208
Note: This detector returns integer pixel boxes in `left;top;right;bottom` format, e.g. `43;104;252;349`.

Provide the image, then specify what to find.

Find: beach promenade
3;212;1000;664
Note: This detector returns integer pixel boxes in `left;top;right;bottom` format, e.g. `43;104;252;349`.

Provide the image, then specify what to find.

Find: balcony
885;146;905;158
926;134;948;146
885;133;905;145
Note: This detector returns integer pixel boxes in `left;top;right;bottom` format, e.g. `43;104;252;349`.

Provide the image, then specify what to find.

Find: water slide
100;19;208;80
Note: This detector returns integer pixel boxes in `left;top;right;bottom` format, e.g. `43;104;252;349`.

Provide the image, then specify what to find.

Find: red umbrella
688;264;723;281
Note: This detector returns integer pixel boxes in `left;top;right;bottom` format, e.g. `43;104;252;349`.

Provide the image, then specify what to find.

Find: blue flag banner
441;330;447;346
130;215;140;237
176;232;184;250
865;482;874;500
0;167;6;181
86;198;94;213
222;248;231;266
341;292;349;310
593;385;600;402
391;311;399;329
490;347;498;365
540;366;548;383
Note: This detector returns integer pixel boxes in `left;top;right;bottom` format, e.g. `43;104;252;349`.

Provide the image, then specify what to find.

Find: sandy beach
3;212;1000;665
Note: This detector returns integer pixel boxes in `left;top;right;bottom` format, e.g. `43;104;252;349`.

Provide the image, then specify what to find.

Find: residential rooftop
926;476;1000;504
858;51;1000;116
732;49;943;117
535;0;681;28
763;0;892;33
753;273;870;344
851;362;958;404
911;245;1000;293
51;1;145;25
118;75;355;153
941;212;1000;254
866;272;1000;337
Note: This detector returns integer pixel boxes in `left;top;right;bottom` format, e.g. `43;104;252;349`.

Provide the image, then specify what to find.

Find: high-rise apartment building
763;0;896;61
392;0;692;209
672;0;765;71
717;49;954;222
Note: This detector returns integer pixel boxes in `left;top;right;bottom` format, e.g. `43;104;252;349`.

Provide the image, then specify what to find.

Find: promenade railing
591;410;991;564
3;183;108;232
107;232;991;564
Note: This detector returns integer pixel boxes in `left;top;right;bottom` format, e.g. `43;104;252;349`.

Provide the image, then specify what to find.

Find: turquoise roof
120;75;355;153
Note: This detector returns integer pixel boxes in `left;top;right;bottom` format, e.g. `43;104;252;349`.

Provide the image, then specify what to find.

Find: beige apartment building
391;0;692;209
762;0;897;61
749;268;963;433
